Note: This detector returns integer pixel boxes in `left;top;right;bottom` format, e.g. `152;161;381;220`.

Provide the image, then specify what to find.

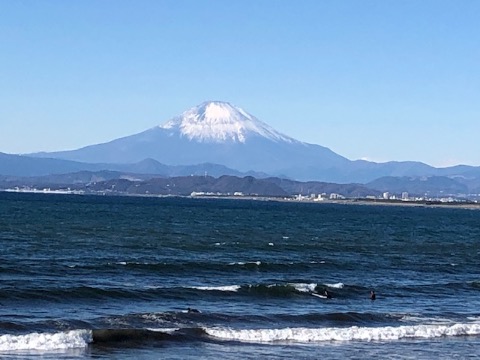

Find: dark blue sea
0;192;479;359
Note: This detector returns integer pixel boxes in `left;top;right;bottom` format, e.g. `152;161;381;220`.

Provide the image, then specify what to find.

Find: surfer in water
187;307;200;313
370;290;376;301
323;288;332;299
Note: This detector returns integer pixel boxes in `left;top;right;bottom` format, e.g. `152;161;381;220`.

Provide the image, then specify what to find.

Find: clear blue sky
1;0;479;167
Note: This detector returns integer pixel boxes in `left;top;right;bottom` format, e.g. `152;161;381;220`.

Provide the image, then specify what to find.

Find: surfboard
312;293;327;299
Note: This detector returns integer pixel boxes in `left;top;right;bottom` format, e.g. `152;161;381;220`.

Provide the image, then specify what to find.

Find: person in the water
187;307;200;313
370;290;376;301
323;288;332;299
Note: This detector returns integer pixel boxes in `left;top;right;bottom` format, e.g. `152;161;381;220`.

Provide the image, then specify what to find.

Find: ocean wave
471;281;480;289
188;282;316;295
289;282;318;293
91;328;176;343
0;281;364;302
0;328;203;352
228;261;262;266
275;312;402;325
0;330;91;351
246;282;350;297
241;283;316;297
147;327;181;333
205;322;480;343
3;320;479;351
188;282;347;297
190;285;241;292
136;310;401;326
325;282;345;289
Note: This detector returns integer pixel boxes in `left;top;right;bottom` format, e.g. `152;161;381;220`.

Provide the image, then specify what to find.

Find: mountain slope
0;152;100;177
0;153;267;178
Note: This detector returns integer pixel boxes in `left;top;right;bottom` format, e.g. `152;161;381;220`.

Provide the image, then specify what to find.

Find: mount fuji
33;101;355;181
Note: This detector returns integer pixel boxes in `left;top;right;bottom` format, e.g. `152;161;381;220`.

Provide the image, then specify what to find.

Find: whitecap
205;322;480;343
229;261;261;266
290;283;317;293
191;285;241;292
325;282;344;289
400;315;456;324
147;327;180;333
0;330;91;351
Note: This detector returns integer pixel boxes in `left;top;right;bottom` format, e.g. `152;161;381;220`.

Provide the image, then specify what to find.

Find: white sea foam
192;285;241;292
147;327;180;333
325;282;344;289
228;261;261;266
291;283;318;293
205;322;480;343
0;330;92;351
400;315;456;324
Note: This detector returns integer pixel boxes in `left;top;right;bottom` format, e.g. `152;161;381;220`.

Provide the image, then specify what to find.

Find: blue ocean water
0;192;479;359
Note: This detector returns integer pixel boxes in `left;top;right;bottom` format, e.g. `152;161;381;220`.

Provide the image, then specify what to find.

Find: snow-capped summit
160;101;297;144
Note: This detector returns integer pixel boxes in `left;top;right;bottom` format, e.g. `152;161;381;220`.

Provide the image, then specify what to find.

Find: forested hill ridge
0;173;379;199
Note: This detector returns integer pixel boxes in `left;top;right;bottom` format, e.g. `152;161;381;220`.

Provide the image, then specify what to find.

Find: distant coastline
2;188;479;210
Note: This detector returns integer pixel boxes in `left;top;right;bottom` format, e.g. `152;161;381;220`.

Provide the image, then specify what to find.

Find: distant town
3;184;478;208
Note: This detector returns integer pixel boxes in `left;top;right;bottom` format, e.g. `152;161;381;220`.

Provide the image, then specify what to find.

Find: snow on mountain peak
160;101;296;144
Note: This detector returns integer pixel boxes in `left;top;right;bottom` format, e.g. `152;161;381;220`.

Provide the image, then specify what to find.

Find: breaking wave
2;320;480;352
188;282;349;297
0;330;91;351
205;322;480;343
190;285;241;292
0;328;200;352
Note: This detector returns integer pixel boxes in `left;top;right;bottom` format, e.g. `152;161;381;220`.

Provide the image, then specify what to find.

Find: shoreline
2;188;479;210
